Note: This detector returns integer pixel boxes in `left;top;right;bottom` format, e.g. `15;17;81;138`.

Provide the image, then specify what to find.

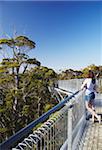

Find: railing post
67;105;73;150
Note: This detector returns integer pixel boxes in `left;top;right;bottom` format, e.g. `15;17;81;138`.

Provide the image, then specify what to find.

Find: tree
0;35;40;111
82;64;100;78
0;35;41;142
0;35;58;143
20;66;57;118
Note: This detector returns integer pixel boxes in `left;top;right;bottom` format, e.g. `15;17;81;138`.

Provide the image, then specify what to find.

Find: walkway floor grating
77;100;102;150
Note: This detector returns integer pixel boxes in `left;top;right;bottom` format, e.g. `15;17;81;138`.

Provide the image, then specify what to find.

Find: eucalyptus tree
0;36;40;110
0;35;40;141
20;66;58;123
0;35;58;143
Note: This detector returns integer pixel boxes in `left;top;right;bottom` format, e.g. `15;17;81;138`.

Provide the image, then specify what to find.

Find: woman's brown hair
87;70;95;78
87;70;96;84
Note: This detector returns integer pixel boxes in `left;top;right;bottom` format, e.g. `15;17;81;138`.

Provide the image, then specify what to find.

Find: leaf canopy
0;36;36;49
15;36;35;49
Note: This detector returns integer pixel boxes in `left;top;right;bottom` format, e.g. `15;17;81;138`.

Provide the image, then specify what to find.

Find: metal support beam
67;105;73;150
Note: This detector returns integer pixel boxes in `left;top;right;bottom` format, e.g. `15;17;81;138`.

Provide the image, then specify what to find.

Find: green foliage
0;127;8;133
0;36;35;50
44;103;53;112
0;62;57;143
15;36;35;49
0;108;6;113
0;35;44;142
26;58;41;66
0;39;14;47
58;65;102;80
22;105;30;116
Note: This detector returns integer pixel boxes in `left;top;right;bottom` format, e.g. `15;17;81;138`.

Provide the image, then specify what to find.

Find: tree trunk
13;67;19;111
38;98;41;117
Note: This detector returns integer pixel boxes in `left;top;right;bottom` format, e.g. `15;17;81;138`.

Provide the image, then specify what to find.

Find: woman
81;70;101;123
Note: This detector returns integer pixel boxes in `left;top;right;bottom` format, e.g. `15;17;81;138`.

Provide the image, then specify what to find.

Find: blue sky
0;1;102;72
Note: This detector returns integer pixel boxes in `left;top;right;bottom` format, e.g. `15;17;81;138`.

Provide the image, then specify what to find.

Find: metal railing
48;86;74;103
58;78;102;93
1;78;101;150
58;79;84;93
0;89;86;150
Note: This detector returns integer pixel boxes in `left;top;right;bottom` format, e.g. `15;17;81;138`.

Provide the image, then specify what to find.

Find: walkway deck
78;96;102;150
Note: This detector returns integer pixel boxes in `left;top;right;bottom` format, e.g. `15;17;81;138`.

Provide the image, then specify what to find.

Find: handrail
0;90;80;150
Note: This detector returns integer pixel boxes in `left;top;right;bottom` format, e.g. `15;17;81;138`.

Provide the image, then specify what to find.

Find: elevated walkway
0;79;102;150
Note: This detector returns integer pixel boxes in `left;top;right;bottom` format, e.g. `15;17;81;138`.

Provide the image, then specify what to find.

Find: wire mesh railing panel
58;79;84;92
54;113;67;149
13;105;69;150
72;91;85;130
12;90;86;150
13;90;86;150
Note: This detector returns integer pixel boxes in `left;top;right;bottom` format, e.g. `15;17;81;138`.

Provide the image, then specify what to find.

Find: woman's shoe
98;115;101;124
90;118;94;123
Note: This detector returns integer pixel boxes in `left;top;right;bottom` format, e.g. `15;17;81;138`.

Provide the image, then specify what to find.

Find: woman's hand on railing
79;88;83;92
